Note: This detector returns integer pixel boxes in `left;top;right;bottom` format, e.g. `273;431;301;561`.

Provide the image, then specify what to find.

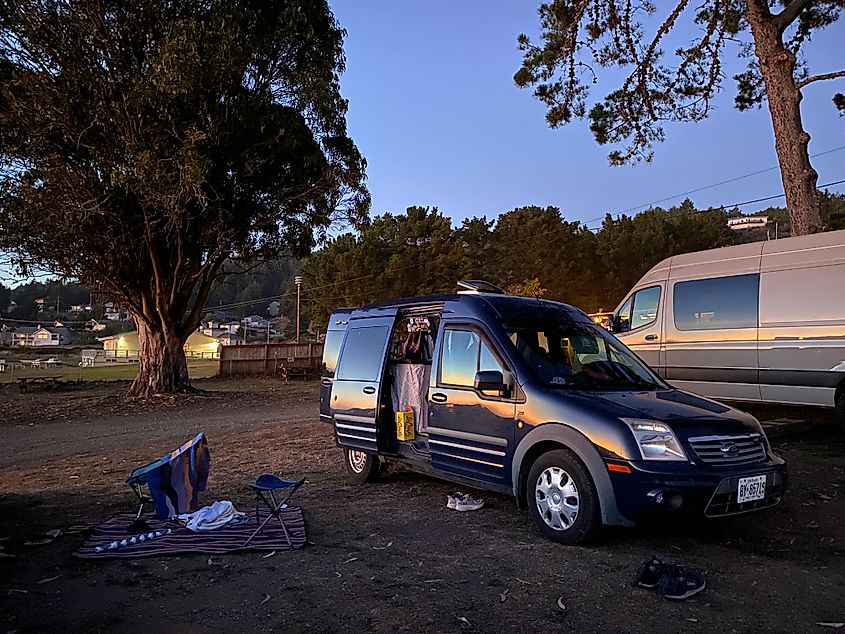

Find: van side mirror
607;316;616;332
474;370;508;396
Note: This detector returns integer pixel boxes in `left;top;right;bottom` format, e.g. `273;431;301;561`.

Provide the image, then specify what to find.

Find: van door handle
644;334;659;341
431;392;448;403
362;386;376;395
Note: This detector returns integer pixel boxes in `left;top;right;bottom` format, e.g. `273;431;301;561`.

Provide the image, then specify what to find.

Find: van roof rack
456;280;505;295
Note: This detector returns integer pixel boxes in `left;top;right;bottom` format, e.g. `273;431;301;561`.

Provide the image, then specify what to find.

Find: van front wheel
526;449;599;545
343;449;380;483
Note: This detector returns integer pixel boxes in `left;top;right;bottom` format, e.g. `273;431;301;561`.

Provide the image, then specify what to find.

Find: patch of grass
0;359;219;383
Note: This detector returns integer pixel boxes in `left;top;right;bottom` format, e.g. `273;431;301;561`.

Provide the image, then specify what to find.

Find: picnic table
18;375;63;394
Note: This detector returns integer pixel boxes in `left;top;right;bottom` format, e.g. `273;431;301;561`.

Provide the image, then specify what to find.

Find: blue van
320;281;788;544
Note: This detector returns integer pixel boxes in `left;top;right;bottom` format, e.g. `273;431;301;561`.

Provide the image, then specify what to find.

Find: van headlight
622;419;688;461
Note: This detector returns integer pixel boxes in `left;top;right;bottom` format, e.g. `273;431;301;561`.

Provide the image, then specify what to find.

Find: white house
12;325;76;347
85;319;107;332
103;302;128;321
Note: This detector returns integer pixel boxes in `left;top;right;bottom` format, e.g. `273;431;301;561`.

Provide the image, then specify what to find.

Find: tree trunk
129;318;191;397
746;0;823;236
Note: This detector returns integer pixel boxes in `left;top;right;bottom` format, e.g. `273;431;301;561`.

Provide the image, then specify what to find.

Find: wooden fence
219;342;324;377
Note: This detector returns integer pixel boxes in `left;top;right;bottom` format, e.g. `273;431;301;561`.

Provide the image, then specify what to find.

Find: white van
610;229;845;425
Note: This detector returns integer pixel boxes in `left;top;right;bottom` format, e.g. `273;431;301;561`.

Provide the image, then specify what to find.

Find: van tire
526;449;600;545
835;388;845;433
343;449;380;483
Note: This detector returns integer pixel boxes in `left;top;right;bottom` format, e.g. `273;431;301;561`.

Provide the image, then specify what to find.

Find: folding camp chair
126;433;211;530
243;474;305;548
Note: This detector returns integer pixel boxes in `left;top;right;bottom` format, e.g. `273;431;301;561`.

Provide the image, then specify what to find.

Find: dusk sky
330;1;844;229
1;3;843;285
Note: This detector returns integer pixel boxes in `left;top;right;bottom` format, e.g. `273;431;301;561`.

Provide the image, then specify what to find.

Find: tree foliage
507;278;547;298
0;0;368;394
514;0;844;235
304;199;751;326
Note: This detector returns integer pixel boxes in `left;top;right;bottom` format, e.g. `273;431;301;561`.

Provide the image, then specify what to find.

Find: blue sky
330;1;844;228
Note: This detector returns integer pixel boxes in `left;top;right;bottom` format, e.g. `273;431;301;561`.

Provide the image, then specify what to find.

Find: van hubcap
535;467;579;531
348;450;368;474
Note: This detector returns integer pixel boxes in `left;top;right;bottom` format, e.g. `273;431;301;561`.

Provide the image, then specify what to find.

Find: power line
582;145;845;228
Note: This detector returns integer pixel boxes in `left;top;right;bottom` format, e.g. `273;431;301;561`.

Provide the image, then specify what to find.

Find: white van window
673;274;759;330
615;296;633;332
336;326;390;381
616;286;660;332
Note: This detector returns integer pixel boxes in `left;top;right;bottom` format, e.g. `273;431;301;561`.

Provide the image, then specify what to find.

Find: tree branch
797;69;845;90
773;0;813;32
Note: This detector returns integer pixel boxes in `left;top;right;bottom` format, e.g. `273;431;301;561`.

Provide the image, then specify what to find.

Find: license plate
737;475;767;503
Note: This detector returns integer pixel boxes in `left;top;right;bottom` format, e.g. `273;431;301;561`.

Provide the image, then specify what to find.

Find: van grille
688;433;766;467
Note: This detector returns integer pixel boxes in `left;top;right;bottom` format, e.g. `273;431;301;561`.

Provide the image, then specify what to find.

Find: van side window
631;286;661;330
615;296;633;332
336;326;390;381
616;286;660;333
673;274;759;330
322;330;345;377
440;329;503;387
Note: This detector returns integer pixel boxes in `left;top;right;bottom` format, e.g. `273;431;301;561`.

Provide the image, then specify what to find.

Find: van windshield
504;321;666;391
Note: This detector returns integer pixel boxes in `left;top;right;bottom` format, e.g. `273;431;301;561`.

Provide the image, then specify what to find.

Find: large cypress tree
0;0;369;395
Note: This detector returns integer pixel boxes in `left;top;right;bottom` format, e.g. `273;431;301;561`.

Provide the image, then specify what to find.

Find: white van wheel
343;449;380;483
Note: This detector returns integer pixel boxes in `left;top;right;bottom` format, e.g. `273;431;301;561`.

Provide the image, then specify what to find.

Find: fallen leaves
36;575;60;584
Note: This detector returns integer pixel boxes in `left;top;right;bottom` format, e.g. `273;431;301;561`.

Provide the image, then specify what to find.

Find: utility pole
294;276;303;343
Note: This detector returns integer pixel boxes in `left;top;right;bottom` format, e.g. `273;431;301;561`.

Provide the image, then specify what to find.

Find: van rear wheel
526;449;599;545
835;388;845;433
343;449;380;483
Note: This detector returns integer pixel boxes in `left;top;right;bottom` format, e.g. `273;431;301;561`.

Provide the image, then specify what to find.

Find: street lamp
294;275;303;343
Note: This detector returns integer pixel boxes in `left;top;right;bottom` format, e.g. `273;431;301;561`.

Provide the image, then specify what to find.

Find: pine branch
773;0;814;32
797;69;845;90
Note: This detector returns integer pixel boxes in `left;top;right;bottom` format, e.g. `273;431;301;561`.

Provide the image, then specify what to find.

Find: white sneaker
446;491;465;510
454;494;484;512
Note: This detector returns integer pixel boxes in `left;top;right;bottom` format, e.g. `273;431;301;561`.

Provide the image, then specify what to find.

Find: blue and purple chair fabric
127;433;211;520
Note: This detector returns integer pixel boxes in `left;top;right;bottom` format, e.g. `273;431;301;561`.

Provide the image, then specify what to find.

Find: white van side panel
614;229;845;409
757;237;845;407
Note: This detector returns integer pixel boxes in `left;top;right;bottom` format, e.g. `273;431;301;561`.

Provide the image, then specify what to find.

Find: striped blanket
75;508;306;559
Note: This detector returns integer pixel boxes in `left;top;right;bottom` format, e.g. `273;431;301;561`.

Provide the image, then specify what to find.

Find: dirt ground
0;379;843;633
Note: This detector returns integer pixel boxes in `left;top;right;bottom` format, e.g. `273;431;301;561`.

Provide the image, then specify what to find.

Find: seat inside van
387;314;438;435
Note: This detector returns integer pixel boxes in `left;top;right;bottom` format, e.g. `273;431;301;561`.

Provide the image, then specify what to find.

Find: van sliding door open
331;309;398;453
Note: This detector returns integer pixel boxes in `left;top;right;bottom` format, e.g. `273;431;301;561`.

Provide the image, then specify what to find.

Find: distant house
85;319;107;332
241;315;274;334
103;302;128;321
0;326;11;347
12;325;76;347
221;321;241;334
98;330;220;360
69;304;92;313
216;332;244;346
34;297;46;311
201;321;244;342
